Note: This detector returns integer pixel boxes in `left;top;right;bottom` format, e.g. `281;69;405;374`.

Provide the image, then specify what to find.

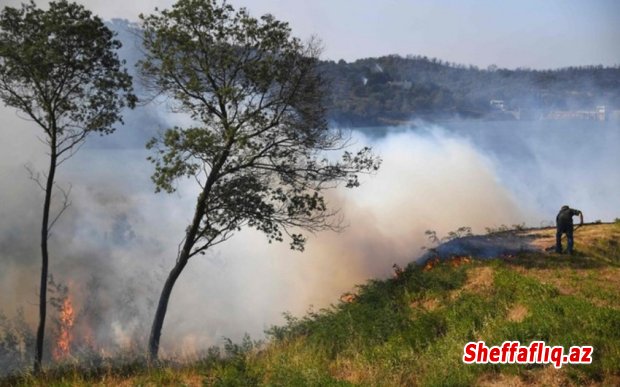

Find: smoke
440;120;620;222
156;127;527;351
0;20;619;369
157;120;619;352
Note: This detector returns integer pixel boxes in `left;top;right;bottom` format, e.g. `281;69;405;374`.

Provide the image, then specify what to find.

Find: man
556;205;583;254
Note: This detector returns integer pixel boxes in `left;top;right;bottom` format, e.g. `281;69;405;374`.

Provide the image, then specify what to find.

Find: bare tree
139;0;380;360
0;0;136;371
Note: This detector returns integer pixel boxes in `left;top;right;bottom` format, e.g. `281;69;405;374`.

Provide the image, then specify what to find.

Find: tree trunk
34;141;57;373
148;191;207;362
147;137;233;361
147;255;189;361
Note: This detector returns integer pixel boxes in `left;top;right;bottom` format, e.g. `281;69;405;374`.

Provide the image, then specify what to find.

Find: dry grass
510;222;620;309
410;296;441;311
451;266;495;301
477;372;526;387
463;266;495;293
507;303;529;323
477;366;575;387
526;223;620;252
328;357;379;384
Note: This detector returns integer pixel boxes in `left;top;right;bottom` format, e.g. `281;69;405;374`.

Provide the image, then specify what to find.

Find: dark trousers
555;225;573;254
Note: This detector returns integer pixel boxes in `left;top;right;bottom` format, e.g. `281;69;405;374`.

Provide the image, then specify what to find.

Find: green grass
3;223;620;386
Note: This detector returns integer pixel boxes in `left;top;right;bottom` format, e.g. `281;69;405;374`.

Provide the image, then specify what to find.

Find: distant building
596;106;606;121
388;80;412;89
546;106;607;121
489;99;505;111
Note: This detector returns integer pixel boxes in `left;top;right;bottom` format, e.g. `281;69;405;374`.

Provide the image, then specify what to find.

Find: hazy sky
0;0;618;68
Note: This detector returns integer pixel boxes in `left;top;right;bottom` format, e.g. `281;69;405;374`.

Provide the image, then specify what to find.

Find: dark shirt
556;208;581;228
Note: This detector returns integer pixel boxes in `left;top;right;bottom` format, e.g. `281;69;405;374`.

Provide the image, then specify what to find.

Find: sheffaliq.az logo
463;341;593;369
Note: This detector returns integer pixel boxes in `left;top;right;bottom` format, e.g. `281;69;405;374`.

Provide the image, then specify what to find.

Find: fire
449;255;472;267
392;263;404;278
423;257;440;271
53;295;75;360
423;255;473;271
339;292;357;303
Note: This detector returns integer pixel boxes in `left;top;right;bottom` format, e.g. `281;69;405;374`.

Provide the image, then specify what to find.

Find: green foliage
266;263;468;360
140;0;380;361
0;0;136;140
140;0;380;253
319;55;620;126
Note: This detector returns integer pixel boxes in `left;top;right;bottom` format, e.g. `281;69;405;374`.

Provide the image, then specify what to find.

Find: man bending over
556;205;583;254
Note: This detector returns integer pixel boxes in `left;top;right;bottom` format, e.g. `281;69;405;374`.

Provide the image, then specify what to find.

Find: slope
206;222;620;386
4;222;620;386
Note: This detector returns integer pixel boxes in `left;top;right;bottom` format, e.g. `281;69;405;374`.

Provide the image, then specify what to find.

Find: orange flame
54;295;75;360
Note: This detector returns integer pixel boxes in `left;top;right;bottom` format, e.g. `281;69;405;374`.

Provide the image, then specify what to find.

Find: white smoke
1;106;619;362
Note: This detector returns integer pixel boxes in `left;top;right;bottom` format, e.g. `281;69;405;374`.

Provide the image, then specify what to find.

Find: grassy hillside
4;222;620;386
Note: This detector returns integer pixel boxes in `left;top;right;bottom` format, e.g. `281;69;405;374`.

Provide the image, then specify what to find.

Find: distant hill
319;55;620;126
97;20;620;148
5;221;619;386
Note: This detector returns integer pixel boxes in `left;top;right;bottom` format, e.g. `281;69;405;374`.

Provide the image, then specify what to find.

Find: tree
0;0;136;371
139;0;380;360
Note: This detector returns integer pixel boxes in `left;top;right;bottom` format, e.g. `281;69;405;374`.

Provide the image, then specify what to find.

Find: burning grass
53;296;75;361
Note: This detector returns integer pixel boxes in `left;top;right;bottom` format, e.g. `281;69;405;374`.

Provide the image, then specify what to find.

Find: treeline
319;55;620;126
